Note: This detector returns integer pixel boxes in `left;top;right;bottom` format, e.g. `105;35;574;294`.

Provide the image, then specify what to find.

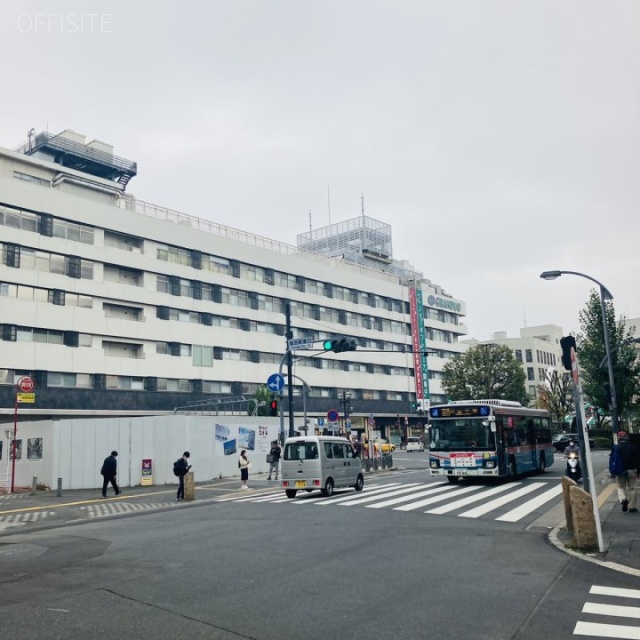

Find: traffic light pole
285;301;295;438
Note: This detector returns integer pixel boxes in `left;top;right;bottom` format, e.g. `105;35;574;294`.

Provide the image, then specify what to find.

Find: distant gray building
462;325;564;401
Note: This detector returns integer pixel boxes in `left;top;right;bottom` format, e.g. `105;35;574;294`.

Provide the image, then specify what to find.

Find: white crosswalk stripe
574;584;640;638
0;510;54;530
80;502;174;518
216;479;563;523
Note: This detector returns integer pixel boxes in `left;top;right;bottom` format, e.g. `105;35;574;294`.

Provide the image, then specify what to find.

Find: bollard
562;476;576;531
569;484;598;550
57;477;62;497
184;470;195;502
31;476;38;496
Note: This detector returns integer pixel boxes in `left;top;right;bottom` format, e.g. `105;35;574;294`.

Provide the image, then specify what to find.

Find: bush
594;437;612;450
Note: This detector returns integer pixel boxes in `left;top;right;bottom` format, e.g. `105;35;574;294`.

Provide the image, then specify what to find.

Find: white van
281;436;364;499
406;437;424;452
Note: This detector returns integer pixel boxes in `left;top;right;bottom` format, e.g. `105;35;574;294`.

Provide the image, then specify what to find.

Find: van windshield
284;442;319;461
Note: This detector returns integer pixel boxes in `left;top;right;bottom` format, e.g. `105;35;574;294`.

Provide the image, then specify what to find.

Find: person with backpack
174;451;191;502
238;450;251;489
610;431;639;513
267;440;281;481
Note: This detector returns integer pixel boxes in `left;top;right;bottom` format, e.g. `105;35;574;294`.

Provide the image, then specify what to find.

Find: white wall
3;415;280;490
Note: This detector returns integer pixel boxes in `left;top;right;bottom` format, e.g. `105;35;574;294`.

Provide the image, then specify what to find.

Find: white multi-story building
462;325;565;401
0;129;467;434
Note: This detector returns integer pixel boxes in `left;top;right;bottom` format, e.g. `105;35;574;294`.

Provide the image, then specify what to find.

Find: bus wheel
538;454;546;474
447;476;460;484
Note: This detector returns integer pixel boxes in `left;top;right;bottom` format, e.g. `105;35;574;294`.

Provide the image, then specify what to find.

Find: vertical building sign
409;287;430;401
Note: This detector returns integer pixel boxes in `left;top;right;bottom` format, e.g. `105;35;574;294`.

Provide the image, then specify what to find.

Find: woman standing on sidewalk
239;450;251;489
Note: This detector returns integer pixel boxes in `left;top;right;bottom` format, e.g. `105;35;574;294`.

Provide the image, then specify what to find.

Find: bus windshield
429;419;495;450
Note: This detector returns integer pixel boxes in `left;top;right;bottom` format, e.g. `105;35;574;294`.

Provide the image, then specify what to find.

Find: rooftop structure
297;215;420;280
16;129;137;188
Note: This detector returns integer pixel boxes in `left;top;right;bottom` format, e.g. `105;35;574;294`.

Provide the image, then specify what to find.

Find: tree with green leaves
247;385;274;416
442;344;529;405
576;290;640;427
536;369;574;432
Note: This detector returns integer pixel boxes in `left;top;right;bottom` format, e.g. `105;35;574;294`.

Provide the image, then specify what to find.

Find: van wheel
285;489;297;499
354;475;364;492
321;479;334;497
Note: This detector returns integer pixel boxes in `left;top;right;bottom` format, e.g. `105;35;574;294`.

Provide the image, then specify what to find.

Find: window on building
193;345;214;367
102;341;143;358
514;349;522;362
527;367;535;381
525;349;533;363
104;230;143;252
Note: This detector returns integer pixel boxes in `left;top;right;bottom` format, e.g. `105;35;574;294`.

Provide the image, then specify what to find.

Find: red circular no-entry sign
18;376;35;393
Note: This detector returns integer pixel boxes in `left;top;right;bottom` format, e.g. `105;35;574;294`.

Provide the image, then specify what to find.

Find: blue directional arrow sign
267;373;285;393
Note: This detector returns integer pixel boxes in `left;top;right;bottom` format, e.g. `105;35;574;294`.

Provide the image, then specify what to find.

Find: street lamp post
540;270;620;437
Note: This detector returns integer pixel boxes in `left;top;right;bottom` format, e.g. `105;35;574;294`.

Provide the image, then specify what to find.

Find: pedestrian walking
610;431;639;513
239;450;251;489
267;441;281;481
174;451;192;502
100;450;121;498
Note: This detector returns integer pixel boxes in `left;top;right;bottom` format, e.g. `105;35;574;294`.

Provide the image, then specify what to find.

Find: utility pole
285;301;295;438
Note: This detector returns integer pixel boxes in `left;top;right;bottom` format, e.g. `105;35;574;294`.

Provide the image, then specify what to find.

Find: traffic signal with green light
322;337;357;353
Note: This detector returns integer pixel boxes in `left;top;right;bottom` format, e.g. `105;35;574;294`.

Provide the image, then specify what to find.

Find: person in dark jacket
267;441;281;481
100;450;121;498
175;451;191;502
613;431;639;512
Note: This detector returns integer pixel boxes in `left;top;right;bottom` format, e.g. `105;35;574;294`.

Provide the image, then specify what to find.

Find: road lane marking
495;484;563;522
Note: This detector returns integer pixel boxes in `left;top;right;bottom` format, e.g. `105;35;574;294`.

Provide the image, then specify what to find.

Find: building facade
462;325;565;401
0;129;467;432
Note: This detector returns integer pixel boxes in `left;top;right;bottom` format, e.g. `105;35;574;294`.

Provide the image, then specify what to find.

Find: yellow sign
17;393;35;403
140;477;153;486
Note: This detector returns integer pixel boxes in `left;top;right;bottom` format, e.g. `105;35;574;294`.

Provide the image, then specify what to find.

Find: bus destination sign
429;405;490;418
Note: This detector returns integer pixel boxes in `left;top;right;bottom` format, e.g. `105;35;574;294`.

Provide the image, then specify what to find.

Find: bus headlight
430;460;439;468
483;460;496;469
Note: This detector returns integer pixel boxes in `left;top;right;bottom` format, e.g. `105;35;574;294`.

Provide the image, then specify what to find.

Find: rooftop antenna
309;209;312;234
27;128;35;151
327;185;331;226
361;193;365;217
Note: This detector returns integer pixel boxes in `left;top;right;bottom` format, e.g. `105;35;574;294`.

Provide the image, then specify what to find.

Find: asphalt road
2;448;634;640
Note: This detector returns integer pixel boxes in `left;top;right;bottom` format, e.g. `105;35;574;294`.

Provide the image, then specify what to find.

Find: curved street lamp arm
540;270;613;299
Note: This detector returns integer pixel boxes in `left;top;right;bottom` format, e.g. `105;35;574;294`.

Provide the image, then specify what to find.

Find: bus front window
429;419;495;450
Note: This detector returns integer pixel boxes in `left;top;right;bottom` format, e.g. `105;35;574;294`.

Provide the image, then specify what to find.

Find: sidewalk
552;473;640;575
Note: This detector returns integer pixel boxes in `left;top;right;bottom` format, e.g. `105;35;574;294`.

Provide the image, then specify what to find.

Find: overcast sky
2;1;638;340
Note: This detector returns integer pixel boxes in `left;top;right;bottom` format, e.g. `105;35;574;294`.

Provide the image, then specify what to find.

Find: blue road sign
267;373;285;393
327;409;339;423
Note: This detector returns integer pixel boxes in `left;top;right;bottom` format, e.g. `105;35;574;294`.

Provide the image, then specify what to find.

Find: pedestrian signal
560;336;576;371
